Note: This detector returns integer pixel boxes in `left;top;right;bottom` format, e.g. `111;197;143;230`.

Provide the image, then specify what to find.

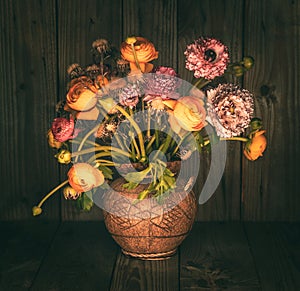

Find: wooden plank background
0;0;299;221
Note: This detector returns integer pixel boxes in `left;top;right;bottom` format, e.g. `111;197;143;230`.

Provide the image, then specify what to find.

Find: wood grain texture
177;0;244;221
0;0;299;221
57;0;122;221
110;252;179;291
30;222;118;290
245;223;300;290
242;0;300;220
0;0;60;220
180;222;260;290
0;221;59;290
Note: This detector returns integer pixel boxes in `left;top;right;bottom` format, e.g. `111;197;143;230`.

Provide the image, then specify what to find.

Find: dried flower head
116;58;130;74
85;64;101;79
207;83;254;138
184;37;229;80
67;63;83;79
92;38;111;54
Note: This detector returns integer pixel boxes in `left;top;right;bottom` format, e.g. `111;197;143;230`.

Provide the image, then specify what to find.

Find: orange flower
120;37;158;73
47;129;62;149
67;163;105;193
66;76;98;111
244;130;267;161
163;96;207;134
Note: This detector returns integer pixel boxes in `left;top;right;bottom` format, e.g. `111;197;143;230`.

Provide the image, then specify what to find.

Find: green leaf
123;181;139;190
98;165;113;179
137;189;149;200
124;165;152;184
76;192;94;212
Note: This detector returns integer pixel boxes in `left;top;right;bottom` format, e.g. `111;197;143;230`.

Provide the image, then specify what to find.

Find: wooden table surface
0;221;299;291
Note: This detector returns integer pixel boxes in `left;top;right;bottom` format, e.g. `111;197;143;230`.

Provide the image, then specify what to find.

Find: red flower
51;115;78;142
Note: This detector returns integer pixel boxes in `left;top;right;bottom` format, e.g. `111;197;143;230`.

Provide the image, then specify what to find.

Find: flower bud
232;65;244;77
250;117;263;131
32;206;42;216
56;149;72;164
125;36;137;45
244;130;267;161
63;186;81;200
242;56;254;70
47;129;62;149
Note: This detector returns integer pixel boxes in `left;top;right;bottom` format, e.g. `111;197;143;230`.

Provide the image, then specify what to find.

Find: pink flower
51;115;78;142
119;83;141;108
184;37;229;80
207;84;254;137
143;66;181;102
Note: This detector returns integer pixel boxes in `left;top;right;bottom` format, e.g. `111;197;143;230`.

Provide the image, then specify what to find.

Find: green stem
70;139;100;147
115;105;146;161
155;129;160;148
220;137;249;142
152;130;173;161
74;124;100;162
146;134;156;153
193;77;211;89
147;109;151;138
87;151;121;164
72;145;131;158
37;180;69;208
130;43;142;71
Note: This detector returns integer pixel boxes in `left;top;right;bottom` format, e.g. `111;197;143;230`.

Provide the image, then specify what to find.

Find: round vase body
103;176;197;260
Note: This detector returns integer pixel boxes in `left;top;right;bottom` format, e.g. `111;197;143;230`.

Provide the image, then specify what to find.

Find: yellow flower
67;163;105;192
56;149;72;164
244;130;267;161
163;96;207;134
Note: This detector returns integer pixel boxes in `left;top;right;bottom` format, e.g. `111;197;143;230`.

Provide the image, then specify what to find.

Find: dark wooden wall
1;0;299;221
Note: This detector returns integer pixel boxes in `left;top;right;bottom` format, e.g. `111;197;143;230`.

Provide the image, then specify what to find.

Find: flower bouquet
32;35;267;258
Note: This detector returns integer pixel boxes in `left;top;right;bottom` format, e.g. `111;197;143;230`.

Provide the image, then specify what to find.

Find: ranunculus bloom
119;83;141;108
66;76;98;111
184;37;229;80
120;37;159;73
68;163;105;193
51;115;77;142
143;67;181;101
207;84;254;138
163;96;207;134
244;130;267;161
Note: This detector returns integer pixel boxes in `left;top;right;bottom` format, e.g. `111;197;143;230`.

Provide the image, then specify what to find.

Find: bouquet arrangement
32;36;267;216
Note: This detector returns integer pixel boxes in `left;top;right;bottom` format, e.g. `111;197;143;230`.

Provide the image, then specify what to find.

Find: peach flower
120;37;158;73
68;163;105;193
163;96;207;134
66;76;98;111
244;130;267;161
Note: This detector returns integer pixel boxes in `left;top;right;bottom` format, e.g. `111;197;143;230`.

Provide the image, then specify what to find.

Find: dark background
1;0;299;221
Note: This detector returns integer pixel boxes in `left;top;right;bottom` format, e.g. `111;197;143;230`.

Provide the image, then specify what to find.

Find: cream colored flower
68;163;105;192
